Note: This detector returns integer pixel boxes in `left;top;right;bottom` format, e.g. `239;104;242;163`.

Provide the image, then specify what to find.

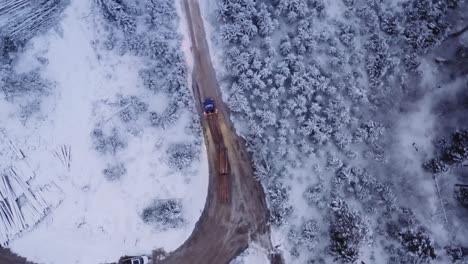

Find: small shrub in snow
445;246;464;262
219;24;243;44
441;130;468;165
398;229;436;261
326;153;343;171
340;166;395;207
379;11;400;35
403;52;421;72
166;143;197;170
146;0;177;29
268;181;293;226
337;23;356;47
349;173;375;203
423;158;448;173
141;199;183;229
133;100;149;114
0;36;19;62
385;221;400;239
455;187;468;208
397;207;418;228
301;220;319;247
353;121;385;144
356;6;379;31
306;258;326;264
92;127;127;155
119;33;147;55
365;34;389;54
139;66;162;92
304;180;326;209
279;39;293;57
366;53;391;87
119;108;136;123
149;105;179;129
147;35;170;58
276;0;309;22
228;92;251;113
117;95;149;113
333;131;351;150
447;0;465;8
1;69;50;100
96;0;136;34
256;3;275;36
19;99;41;123
310;0;325;16
288;219;319;251
329;197;369;263
92;129;106;152
425;130;468;173
103;163;126;181
342;0;355;7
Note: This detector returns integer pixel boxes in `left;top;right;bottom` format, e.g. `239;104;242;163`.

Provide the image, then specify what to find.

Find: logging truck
203;98;229;203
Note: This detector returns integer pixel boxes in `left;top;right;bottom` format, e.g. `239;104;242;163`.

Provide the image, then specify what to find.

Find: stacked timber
0;131;63;246
0;0;68;44
0;169;63;246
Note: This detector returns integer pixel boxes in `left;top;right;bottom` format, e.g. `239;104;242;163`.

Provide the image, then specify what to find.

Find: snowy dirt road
157;0;283;263
0;248;32;264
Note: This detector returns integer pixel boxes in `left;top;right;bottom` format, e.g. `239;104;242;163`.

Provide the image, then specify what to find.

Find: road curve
157;0;278;263
0;248;33;264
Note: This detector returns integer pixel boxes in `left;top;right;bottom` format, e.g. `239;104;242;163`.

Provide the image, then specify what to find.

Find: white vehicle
121;255;150;264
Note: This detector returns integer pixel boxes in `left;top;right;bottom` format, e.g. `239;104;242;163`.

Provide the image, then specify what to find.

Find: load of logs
0;131;63;246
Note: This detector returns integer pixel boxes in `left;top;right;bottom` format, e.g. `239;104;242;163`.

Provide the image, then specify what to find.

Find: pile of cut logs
0;132;63;246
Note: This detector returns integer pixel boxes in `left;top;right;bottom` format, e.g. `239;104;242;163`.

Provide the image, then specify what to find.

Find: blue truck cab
203;98;217;115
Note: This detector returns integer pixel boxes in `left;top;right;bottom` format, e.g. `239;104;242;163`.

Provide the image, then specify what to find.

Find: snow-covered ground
1;0;208;263
230;243;270;264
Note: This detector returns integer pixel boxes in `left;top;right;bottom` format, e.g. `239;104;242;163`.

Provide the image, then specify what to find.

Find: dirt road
0;247;33;264
157;0;281;263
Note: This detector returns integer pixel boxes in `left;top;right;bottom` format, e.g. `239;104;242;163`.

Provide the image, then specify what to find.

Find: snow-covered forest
203;0;468;263
0;0;207;263
1;0;467;263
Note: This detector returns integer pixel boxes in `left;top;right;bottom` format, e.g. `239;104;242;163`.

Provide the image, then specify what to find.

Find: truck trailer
203;98;230;203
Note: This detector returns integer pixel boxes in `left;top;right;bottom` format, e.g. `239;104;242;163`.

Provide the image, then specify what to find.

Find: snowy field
1;0;208;263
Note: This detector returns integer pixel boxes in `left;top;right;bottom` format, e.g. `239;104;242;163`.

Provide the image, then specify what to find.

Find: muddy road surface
0;248;34;264
158;0;281;264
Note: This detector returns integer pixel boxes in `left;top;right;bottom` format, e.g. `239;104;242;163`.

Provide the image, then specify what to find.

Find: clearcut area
1;0;208;263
